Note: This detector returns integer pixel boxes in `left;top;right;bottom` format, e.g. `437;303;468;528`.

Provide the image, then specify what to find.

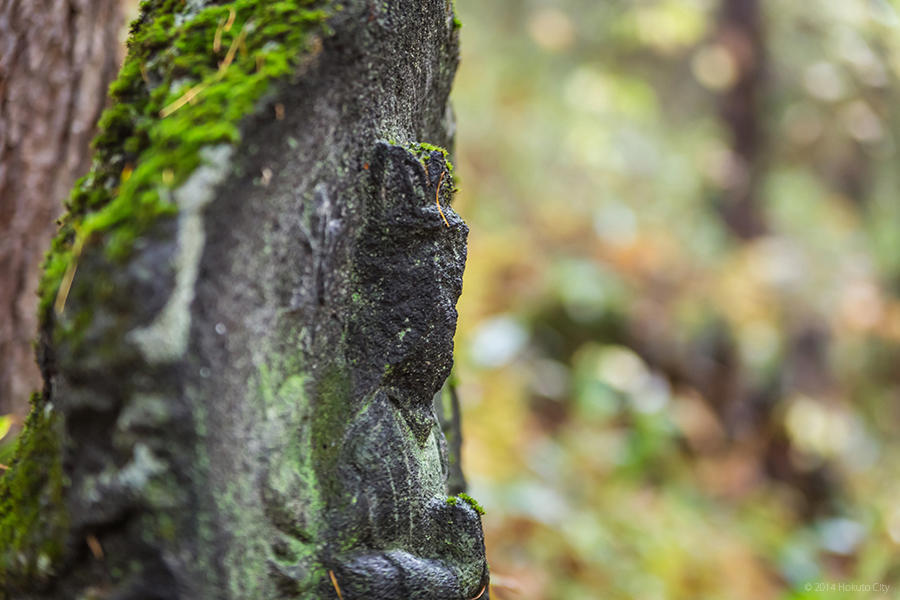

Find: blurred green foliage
451;0;900;598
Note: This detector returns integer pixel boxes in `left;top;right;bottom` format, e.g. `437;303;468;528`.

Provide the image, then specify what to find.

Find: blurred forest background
450;0;900;598
2;0;900;598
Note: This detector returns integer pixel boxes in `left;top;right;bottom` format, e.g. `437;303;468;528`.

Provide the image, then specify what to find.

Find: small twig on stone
328;570;344;599
469;584;487;599
86;534;104;559
218;26;247;75
213;15;226;53
54;227;88;316
224;7;236;32
435;171;450;228
161;22;246;118
159;81;209;118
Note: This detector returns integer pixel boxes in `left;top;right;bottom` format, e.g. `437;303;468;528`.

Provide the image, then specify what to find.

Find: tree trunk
0;0;122;417
0;1;488;598
715;0;766;239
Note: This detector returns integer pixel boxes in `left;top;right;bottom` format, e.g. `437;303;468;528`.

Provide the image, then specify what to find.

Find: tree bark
0;1;487;598
715;0;766;239
0;0;122;417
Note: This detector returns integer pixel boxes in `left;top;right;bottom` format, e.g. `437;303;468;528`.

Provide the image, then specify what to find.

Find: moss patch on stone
38;0;334;320
450;0;461;29
310;364;354;502
0;394;68;587
445;492;484;515
409;141;457;186
456;492;485;516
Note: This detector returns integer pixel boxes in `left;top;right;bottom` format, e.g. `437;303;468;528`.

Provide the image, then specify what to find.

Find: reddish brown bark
0;0;121;415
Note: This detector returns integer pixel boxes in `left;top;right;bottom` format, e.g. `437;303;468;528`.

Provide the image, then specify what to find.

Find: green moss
0;394;68;587
446;492;485;515
38;0;334;321
311;364;353;501
456;492;485;516
450;0;461;29
409;142;457;186
385;138;457;186
0;418;17;468
0;440;16;470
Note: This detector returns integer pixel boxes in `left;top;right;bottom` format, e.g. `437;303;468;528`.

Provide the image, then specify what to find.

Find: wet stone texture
0;0;487;598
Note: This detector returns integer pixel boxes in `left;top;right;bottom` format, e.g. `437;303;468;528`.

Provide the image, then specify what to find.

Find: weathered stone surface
0;1;487;598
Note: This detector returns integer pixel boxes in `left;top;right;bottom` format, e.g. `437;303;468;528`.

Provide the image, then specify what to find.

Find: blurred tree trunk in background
716;0;766;239
0;0;122;417
708;0;840;518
